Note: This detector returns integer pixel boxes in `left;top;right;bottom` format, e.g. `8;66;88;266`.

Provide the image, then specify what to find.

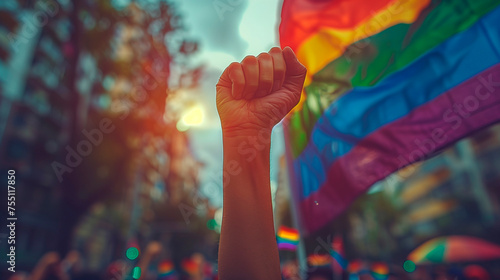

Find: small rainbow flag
277;226;300;251
307;254;331;268
181;258;198;275
158;260;175;279
330;235;347;271
347;260;363;275
371;263;389;280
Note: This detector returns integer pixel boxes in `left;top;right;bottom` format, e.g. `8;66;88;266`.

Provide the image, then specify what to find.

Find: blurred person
464;264;490;280
137;241;163;280
7;272;29;280
30;251;68;280
216;46;306;279
281;260;300;280
104;259;127;280
61;250;83;278
9;250;105;280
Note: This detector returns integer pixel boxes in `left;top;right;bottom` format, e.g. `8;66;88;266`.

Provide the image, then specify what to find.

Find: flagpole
282;119;308;279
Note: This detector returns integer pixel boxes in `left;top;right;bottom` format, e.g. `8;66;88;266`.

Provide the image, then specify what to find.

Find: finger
241;55;259;100
216;62;245;101
269;47;286;92
256;52;274;98
282;46;307;97
216;62;233;89
228;63;245;100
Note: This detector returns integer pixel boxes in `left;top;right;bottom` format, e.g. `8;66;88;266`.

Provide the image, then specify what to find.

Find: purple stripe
301;63;500;233
278;243;298;251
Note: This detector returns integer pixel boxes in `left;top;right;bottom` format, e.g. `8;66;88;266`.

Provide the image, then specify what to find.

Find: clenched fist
216;47;306;133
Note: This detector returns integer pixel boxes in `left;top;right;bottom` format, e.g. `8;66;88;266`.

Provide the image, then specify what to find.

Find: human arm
216;47;306;280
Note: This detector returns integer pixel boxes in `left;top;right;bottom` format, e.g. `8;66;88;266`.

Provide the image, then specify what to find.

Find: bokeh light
176;105;204;131
182;106;204;126
403;260;416;273
206;219;217;230
132;266;141;279
126;247;139;260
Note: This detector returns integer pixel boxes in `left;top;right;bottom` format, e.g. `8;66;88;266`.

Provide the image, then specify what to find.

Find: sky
172;0;284;206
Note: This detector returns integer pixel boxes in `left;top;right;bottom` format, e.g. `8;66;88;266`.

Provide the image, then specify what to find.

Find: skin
138;241;162;280
216;46;306;280
30;251;68;280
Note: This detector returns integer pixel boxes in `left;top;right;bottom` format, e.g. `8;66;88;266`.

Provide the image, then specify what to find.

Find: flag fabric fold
277;226;300;251
280;0;500;234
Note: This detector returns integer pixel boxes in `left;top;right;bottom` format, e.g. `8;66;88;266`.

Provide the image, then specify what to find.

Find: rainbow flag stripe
282;0;430;83
371;263;389;280
347;260;363;274
330;235;347;272
307;254;331;267
158;260;175;278
330;250;347;270
181;259;198;275
280;0;500;233
277;226;300;251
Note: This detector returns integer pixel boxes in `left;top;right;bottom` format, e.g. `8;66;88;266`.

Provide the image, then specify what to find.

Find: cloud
176;0;249;59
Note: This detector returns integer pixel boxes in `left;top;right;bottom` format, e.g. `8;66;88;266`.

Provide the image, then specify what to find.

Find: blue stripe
330;250;348;269
296;6;500;199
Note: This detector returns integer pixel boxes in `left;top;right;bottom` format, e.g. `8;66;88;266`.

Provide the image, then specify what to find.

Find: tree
3;0;202;256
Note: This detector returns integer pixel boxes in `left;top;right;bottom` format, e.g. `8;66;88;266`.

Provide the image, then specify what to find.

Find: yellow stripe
296;0;430;86
407;199;457;224
400;169;450;204
278;231;300;241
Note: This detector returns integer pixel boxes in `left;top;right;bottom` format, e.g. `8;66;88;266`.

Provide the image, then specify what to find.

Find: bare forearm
216;46;305;280
218;130;281;280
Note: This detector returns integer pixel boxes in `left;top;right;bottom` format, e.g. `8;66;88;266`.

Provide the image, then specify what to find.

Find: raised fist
216;47;306;134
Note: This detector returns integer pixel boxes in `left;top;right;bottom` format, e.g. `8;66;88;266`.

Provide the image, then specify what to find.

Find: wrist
222;123;273;140
222;126;273;152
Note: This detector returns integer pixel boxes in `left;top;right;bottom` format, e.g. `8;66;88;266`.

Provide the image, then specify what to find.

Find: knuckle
269;46;282;54
242;55;257;65
228;62;241;72
257;52;272;60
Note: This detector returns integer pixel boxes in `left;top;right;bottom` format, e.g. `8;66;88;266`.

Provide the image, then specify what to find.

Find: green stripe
287;0;500;158
277;236;299;245
424;242;446;263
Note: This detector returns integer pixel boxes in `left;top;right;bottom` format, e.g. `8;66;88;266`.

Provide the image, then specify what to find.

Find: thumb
282;46;307;94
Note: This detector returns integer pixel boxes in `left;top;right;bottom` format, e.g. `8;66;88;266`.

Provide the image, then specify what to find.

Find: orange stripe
277;227;300;241
278;231;300;241
297;0;430;79
280;0;394;51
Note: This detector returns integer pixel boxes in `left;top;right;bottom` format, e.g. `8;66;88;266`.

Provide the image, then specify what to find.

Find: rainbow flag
307;254;332;268
371;263;389;280
276;226;300;251
331;235;347;272
181;258;198;275
347;260;363;275
280;0;500;233
158;260;175;279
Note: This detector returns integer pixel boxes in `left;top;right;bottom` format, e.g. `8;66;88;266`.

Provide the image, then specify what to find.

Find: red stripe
279;0;394;51
300;63;500;233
